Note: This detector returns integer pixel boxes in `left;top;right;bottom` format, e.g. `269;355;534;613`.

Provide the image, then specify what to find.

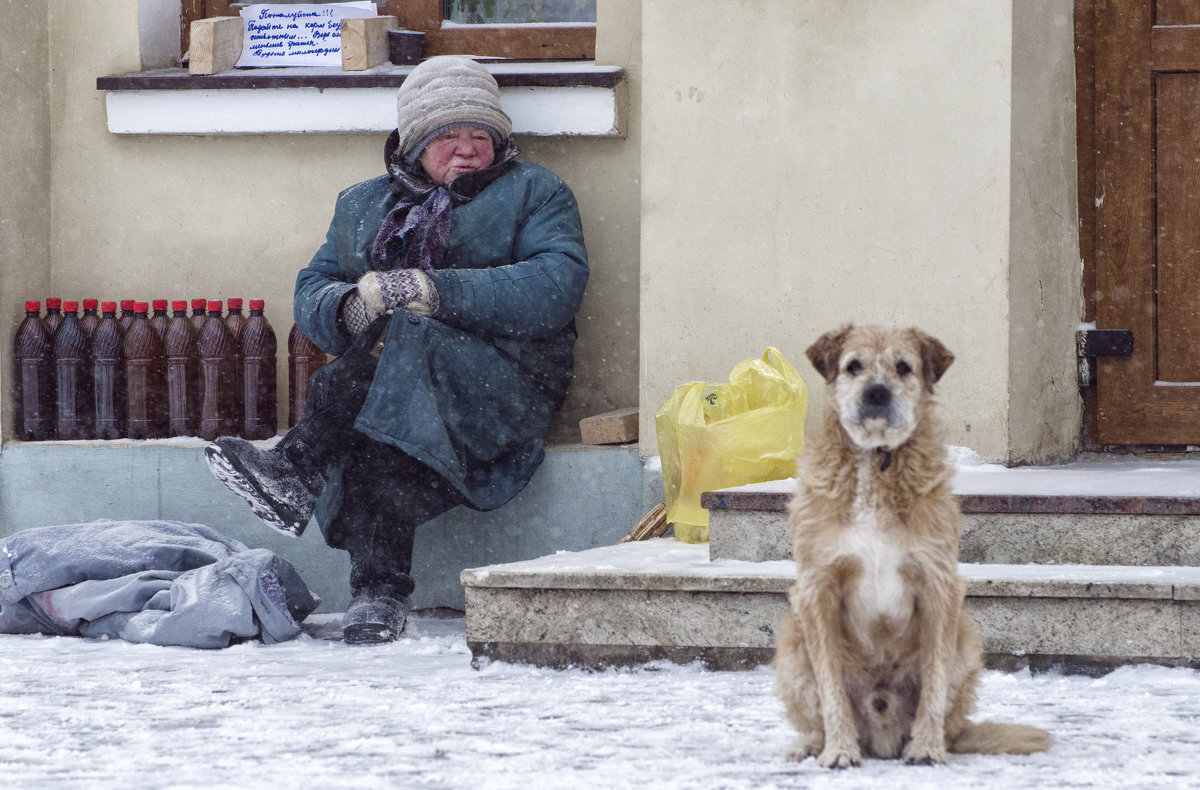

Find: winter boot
342;584;411;645
205;436;325;537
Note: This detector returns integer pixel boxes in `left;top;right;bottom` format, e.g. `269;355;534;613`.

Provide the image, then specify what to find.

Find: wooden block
579;407;639;445
341;16;397;71
188;17;243;76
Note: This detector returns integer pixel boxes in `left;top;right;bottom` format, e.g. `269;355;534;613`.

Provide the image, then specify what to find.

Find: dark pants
280;317;464;598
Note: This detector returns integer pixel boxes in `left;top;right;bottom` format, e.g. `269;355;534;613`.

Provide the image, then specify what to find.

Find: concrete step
462;538;1200;672
703;457;1200;565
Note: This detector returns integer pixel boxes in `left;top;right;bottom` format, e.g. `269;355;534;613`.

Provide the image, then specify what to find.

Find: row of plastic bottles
12;297;328;442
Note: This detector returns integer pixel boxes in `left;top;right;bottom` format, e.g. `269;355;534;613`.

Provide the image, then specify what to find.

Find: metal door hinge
1076;329;1133;387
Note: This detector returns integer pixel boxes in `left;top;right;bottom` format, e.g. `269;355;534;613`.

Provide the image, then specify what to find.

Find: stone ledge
462;540;1200;670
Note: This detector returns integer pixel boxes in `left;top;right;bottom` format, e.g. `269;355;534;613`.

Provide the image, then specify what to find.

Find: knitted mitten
358;269;439;318
339;291;375;335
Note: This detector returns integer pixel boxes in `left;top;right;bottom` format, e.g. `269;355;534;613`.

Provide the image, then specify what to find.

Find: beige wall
638;1;1080;463
3;0;1082;464
0;2;52;441
8;0;641;441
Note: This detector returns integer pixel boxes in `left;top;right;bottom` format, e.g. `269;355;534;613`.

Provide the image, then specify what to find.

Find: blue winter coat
293;160;588;513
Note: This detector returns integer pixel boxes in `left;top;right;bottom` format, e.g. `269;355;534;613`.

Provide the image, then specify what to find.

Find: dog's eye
845;360;862;376
896;360;912;377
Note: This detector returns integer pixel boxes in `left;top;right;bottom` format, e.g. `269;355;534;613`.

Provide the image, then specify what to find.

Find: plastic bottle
13;300;55;440
54;300;94;440
92;301;126;439
80;298;101;340
288;323;327;427
150;299;170;338
43;297;64;340
118;299;137;333
225;297;247;434
163;299;200;437
190;298;208;332
197;299;237;441
239;299;277;440
124;301;168;439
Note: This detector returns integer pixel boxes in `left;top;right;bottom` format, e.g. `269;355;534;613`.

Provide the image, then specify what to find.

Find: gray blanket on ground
0;520;319;648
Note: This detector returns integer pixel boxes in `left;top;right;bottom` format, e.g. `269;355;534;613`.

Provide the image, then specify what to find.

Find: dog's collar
875;447;893;472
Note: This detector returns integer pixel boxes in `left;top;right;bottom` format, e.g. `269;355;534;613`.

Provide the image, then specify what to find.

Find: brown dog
774;324;1051;767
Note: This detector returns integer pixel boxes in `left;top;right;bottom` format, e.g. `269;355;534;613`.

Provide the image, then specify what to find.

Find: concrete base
462;539;1200;670
0;440;653;612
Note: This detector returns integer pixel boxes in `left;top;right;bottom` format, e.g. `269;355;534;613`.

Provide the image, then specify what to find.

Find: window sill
96;62;625;137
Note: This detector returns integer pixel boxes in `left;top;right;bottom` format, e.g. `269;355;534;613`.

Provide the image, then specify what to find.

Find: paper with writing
235;2;378;68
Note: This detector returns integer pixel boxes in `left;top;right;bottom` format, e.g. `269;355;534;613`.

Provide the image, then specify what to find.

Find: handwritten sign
235;2;377;68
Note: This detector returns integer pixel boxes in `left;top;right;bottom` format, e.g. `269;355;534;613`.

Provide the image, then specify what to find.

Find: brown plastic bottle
288;323;327;427
150;299;170;338
92;301;126;439
118;299;137;333
13;300;55;440
80;298;101;339
190;298;208;332
197;299;237;441
43;297;64;340
225;297;247;434
124;301;168;439
163;299;200;437
239;299;277;440
54;300;95;440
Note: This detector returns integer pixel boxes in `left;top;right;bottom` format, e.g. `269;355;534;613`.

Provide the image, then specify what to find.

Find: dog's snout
860;384;892;418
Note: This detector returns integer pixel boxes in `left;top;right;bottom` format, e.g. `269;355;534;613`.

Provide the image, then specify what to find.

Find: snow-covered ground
3;613;1199;790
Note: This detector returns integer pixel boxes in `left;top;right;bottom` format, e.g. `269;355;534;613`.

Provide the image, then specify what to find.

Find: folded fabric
0;519;319;648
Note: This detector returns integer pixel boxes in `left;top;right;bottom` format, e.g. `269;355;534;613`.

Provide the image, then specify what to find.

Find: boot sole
342;623;401;645
205;444;308;538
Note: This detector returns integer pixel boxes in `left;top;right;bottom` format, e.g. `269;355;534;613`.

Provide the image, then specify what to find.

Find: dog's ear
806;325;853;383
915;330;954;391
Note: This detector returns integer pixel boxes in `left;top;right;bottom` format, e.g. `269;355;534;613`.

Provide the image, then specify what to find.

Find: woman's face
419;126;496;185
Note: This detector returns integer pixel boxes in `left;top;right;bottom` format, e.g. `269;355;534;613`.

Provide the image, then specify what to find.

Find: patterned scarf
369;187;452;272
370;131;522;272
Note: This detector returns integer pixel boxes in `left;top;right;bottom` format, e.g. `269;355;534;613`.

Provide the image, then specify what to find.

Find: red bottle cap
101;301;117;312
248;299;265;310
25;300;40;311
207;300;223;312
120;299;136;311
83;298;99;310
63;300;79;312
152;299;168;310
191;298;207;310
227;297;243;309
134;301;149;314
46;297;62;309
172;299;188;311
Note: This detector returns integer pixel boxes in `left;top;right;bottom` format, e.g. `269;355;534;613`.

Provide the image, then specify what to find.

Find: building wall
1007;0;1082;464
638;1;1080;463
5;0;641;443
0;2;52;438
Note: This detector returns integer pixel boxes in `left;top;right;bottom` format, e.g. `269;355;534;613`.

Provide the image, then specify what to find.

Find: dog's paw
817;744;862;769
785;737;822;763
901;739;947;766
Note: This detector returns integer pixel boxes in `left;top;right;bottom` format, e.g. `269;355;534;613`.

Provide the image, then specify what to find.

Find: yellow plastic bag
655;348;808;543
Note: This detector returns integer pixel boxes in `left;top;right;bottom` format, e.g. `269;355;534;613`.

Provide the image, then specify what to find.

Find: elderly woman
205;56;589;644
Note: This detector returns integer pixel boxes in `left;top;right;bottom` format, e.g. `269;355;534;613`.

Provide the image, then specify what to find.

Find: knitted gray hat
396;56;513;166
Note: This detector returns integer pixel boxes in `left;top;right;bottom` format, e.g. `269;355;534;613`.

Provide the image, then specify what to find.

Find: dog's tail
949;720;1052;755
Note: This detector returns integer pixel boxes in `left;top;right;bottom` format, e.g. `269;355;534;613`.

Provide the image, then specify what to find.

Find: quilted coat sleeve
425;166;589;341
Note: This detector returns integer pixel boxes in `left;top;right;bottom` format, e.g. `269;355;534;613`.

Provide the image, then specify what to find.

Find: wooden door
1093;0;1200;444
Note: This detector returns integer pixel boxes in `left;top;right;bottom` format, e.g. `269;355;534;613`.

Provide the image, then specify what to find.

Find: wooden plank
1155;0;1200;26
579;407;638;445
188;16;243;76
424;26;595;60
341;16;397;71
382;0;442;32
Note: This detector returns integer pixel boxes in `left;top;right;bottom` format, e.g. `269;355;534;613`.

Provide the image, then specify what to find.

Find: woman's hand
358;269;440;318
